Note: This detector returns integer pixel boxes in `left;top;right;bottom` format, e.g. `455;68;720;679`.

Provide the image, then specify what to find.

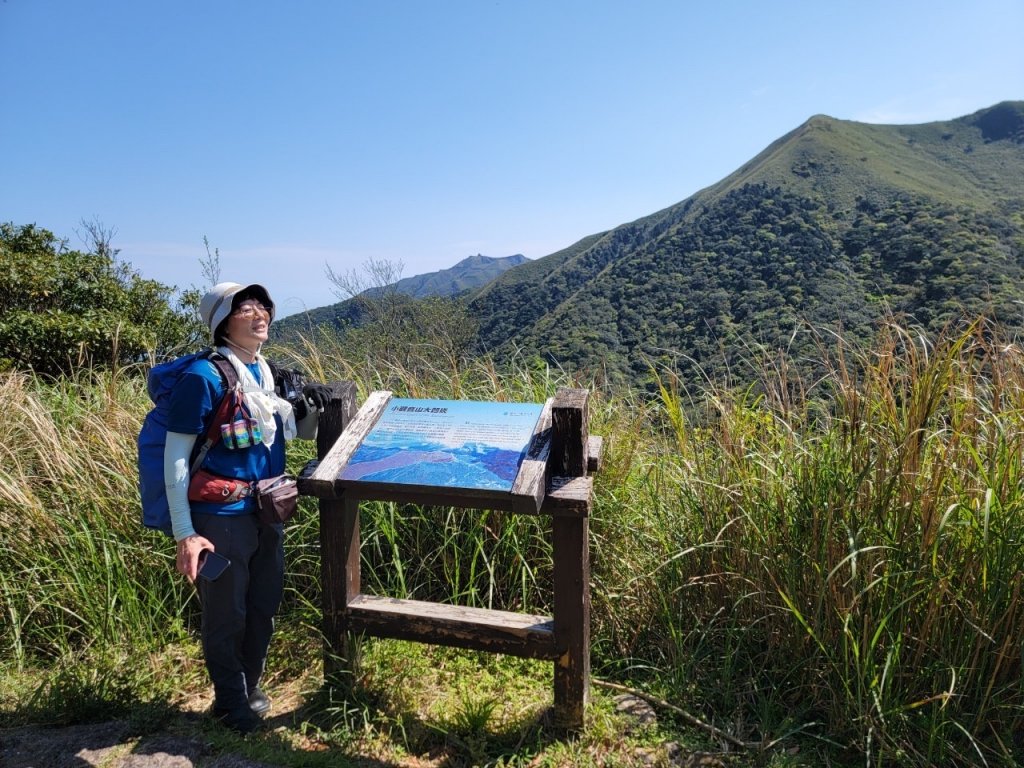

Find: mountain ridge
468;101;1024;384
274;101;1024;387
387;253;529;299
271;253;528;340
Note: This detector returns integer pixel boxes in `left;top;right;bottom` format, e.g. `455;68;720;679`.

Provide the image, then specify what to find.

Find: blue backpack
137;350;238;536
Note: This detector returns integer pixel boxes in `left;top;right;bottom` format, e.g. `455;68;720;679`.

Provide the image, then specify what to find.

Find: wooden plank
305;390;392;497
587;435;603;474
343;485;516;512
343;475;592;517
347;594;560;660
510;397;554;515
541;476;593;517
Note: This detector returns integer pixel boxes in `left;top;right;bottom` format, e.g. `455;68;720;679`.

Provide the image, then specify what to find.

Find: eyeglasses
232;303;270;319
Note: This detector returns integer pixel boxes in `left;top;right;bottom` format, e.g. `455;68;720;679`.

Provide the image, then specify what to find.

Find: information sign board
339;398;544;492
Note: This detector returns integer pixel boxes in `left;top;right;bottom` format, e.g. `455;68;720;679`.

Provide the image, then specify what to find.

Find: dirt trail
1;719;276;768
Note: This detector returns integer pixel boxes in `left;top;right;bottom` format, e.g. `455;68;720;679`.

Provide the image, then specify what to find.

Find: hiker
163;281;330;734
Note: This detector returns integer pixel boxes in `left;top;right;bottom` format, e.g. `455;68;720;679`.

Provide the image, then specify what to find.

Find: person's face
225;298;271;348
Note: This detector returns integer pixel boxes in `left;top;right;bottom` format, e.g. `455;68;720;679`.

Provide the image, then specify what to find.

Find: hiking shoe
248;687;271;716
212;704;263;734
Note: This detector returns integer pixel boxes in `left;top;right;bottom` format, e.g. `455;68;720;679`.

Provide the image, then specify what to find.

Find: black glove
301;383;332;413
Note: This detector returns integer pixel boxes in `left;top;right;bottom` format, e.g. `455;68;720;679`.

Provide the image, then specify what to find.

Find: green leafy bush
0;222;202;375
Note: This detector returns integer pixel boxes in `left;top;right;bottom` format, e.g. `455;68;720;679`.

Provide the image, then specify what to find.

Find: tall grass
1;320;1022;764
0;368;192;673
608;321;1024;765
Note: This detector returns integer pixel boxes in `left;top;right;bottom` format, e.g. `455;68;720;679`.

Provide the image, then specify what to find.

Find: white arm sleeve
165;431;200;541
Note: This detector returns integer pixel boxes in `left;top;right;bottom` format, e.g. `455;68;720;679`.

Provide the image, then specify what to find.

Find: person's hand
176;534;216;582
302;383;332;413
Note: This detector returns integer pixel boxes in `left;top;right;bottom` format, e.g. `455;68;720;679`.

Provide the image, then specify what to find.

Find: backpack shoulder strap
188;350;242;474
204;349;239;392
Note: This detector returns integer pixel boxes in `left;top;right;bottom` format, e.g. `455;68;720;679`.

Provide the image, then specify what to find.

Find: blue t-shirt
167;357;286;516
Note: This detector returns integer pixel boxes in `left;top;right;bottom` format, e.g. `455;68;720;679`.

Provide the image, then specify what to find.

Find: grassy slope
701;103;1024;211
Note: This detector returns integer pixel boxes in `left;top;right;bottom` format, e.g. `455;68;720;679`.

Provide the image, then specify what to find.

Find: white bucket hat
199;282;275;341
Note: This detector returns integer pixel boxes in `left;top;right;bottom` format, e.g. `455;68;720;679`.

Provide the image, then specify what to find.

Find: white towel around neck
217;346;296;448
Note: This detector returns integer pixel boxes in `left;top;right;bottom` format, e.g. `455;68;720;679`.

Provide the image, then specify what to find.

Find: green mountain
272;253;528;340
469;101;1024;385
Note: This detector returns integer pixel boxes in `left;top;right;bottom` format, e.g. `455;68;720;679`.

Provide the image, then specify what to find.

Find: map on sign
340;398;544;492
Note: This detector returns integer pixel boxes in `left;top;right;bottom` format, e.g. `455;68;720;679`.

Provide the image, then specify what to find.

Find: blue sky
2;1;1021;318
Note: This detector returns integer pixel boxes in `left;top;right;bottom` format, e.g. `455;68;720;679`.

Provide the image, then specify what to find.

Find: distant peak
454;254;493;266
453;253;528;268
785;114;844;143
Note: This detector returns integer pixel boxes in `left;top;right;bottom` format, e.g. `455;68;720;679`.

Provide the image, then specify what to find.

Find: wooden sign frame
298;383;601;729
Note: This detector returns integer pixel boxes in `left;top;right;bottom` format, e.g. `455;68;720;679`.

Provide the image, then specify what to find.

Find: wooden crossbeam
345;594;559;660
542;476;593;517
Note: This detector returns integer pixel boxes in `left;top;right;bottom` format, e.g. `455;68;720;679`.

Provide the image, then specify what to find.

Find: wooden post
550;387;591;729
316;381;358;688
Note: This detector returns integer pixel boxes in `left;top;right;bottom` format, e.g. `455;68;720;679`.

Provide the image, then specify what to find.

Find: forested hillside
470;101;1024;385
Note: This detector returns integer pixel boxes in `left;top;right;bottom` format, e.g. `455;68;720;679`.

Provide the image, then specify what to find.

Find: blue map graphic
340;399;543;492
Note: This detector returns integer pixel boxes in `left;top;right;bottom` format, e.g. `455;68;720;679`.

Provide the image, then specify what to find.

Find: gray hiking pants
193;512;285;710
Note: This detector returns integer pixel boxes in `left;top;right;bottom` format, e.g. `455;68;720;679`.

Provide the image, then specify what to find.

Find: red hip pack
187;469;252;503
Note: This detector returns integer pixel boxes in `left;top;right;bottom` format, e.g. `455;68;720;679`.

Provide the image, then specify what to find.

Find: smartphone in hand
198;550;231;581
